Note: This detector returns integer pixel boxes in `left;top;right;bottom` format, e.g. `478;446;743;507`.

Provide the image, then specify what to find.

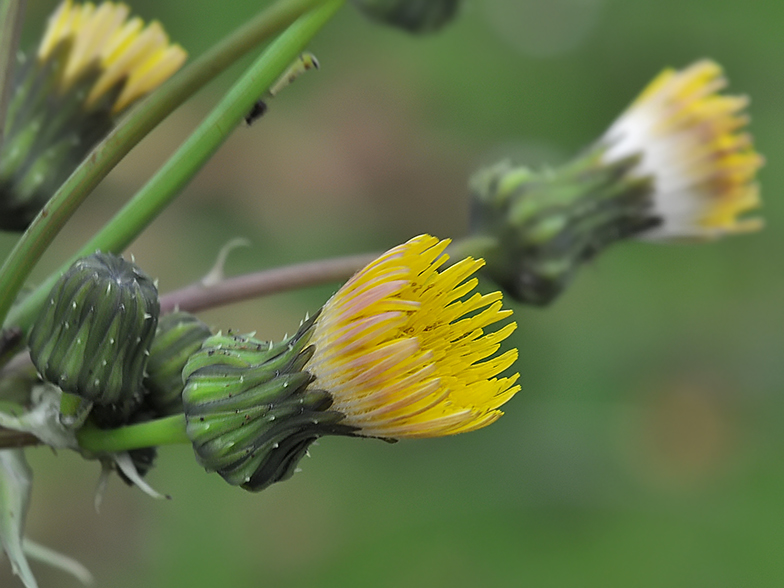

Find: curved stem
0;429;38;448
158;237;502;314
4;0;345;336
77;414;189;453
0;0;327;330
161;252;378;314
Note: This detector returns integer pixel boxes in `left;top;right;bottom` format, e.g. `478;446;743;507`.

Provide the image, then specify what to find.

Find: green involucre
28;252;159;408
182;315;355;492
351;0;461;33
469;149;656;306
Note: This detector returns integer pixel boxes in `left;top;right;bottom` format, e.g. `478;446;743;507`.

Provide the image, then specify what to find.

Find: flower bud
182;317;354;492
145;311;212;416
470;155;656;305
184;235;519;492
351;0;461;33
28;252;160;408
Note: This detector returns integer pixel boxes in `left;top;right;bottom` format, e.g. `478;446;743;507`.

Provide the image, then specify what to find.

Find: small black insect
244;99;268;126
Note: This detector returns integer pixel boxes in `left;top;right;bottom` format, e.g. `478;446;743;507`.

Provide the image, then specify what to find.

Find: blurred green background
2;0;784;586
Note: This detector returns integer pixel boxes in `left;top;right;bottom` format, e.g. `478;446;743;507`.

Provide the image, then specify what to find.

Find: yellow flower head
601;60;763;240
306;234;521;439
37;0;187;113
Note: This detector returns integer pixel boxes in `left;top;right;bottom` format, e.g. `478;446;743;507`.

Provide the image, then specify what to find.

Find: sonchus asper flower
601;59;763;240
0;1;187;231
470;59;763;306
182;235;520;491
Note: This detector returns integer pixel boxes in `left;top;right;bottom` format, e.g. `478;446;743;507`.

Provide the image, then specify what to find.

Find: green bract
351;0;461;33
182;315;354;492
145;311;213;416
470;152;656;306
0;42;119;232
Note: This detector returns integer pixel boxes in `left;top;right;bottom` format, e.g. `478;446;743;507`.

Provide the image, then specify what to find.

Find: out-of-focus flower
0;0;187;231
470;60;763;305
351;0;462;34
37;0;187;113
183;235;520;491
601;60;763;240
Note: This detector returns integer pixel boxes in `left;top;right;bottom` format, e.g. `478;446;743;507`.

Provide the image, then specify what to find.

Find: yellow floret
38;0;186;112
307;235;520;439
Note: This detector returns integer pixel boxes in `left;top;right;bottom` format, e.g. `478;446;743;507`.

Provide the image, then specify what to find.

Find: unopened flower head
601;60;763;240
351;0;462;34
306;234;520;439
470;59;763;305
183;235;520;491
0;1;186;231
29;252;160;412
38;0;187;113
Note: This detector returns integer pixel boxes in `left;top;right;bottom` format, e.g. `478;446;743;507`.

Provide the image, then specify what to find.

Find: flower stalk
160;252;379;314
76;414;189;454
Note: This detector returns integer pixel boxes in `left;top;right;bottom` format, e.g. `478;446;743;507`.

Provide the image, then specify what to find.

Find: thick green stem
0;0;328;331
0;0;24;149
77;414;189;453
4;0;345;336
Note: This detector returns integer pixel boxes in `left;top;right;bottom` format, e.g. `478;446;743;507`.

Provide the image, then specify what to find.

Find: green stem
0;0;327;331
4;0;345;336
0;0;24;149
77;414;189;453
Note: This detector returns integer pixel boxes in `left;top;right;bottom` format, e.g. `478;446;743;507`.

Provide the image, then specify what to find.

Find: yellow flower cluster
307;235;520;439
602;60;763;239
38;0;187;112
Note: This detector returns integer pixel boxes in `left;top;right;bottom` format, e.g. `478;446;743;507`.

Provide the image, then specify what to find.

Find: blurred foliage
2;0;783;586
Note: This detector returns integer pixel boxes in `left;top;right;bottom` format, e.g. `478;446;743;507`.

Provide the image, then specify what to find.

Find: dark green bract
182;315;355;492
0;41;122;232
28;252;159;407
145;311;213;416
351;0;461;33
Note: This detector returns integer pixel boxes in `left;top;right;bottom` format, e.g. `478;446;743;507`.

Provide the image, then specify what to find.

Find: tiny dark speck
245;100;268;125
